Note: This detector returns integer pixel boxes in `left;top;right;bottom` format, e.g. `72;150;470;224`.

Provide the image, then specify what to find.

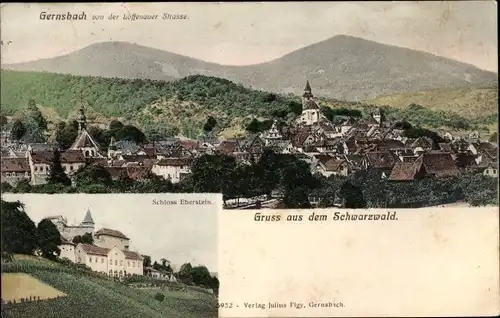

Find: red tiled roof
217;140;239;154
1;157;29;172
388;160;424;181
364;151;397;169
123;250;142;260
95;228;129;240
321;159;347;171
30;151;53;164
180;140;199;150
375;139;405;150
80;244;110;256
61;150;86;163
421;152;461;177
104;166;151;181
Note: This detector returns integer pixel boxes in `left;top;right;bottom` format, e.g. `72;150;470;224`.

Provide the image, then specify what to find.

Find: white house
59;237;76;262
94;228;131;250
151;158;192;183
75;243;143;277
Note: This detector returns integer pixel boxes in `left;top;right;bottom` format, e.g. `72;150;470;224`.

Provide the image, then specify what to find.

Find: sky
0;2;497;72
2;193;220;273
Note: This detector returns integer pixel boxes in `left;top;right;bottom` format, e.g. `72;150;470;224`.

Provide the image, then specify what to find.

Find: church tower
298;80;320;125
70;105;102;158
76;106;87;135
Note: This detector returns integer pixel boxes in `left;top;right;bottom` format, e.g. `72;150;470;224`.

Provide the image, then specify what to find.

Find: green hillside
1;256;217;318
1;70;497;139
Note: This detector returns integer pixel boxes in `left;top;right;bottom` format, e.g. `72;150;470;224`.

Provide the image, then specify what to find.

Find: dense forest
1;70;495;140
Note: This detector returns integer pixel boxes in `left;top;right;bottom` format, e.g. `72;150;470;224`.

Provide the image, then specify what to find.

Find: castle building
50;209;144;277
48;208;95;241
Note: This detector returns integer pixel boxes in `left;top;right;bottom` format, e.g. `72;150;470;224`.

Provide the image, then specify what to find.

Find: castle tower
78;208;95;236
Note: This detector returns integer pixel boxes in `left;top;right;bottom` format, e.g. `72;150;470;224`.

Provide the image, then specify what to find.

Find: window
34;166;38;172
89;257;92;263
127;261;130;266
101;258;104;263
115;260;117;266
120;260;123;266
95;257;98;263
70;165;74;171
110;258;113;265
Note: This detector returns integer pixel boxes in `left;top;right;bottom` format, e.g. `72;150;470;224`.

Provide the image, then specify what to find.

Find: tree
37;218;61;260
154;293;165;302
26;99;47;131
21;117;45;143
189;154;237;194
191;266;212;287
203;116;217;132
0;114;8;128
108;120;124;136
178;263;193;284
210;276;220;294
55;121;79;150
47;149;72;186
115;125;146;144
10;119;26;140
246;118;262;133
143;255;152;268
339;180;366;209
74;165;112;187
73;233;94;245
1;200;39;255
489;132;498;143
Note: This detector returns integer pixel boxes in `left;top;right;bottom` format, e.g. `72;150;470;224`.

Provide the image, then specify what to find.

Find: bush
154;292;165;302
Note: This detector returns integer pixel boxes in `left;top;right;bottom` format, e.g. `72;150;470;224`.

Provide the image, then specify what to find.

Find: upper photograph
0;2;498;209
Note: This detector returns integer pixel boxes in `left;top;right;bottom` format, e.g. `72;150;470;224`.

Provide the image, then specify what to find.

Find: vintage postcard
1;1;499;317
0;2;498;211
1;193;221;317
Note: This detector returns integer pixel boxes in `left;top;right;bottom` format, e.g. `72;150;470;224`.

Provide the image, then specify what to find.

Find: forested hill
1;70;497;139
2;36;497;100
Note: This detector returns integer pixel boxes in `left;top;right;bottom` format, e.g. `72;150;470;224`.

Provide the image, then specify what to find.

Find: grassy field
1;273;67;302
1;255;218;318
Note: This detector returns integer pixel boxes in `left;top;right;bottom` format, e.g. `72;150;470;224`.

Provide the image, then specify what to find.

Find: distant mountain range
2;35;497;100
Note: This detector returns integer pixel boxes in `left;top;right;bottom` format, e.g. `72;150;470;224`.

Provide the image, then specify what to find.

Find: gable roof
320;158;347;172
421;152;460;177
95;228;129;240
71;129;100;150
1;157;29;172
364;151;397;169
123;250;142;260
388;160;425;181
80;244;110;256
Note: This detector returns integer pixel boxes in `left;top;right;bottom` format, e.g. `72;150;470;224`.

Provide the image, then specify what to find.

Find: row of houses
1;81;498;186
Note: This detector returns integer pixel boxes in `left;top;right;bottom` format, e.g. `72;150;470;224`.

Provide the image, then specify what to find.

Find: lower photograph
1;193;220;318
